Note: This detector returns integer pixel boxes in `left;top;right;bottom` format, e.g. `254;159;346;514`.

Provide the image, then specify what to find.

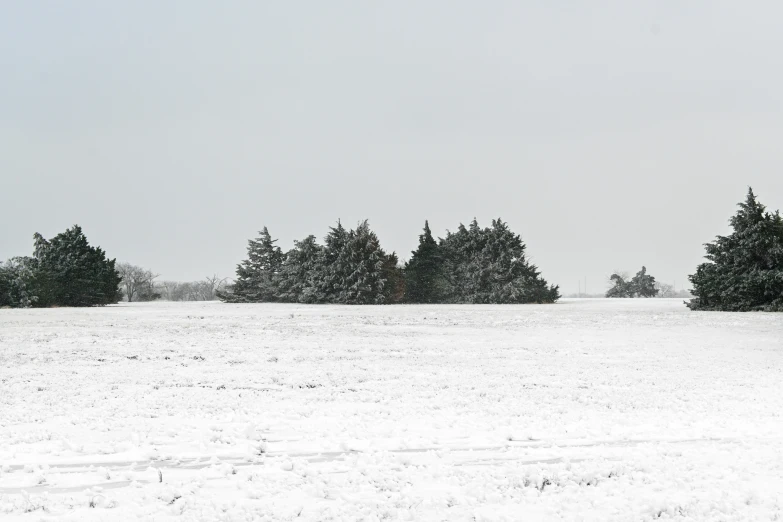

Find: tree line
218;218;560;304
2;188;781;311
117;263;227;303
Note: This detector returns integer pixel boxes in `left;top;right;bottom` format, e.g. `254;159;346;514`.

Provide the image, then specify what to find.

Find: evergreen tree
221;227;283;303
0;257;38;308
629;266;658;297
688;188;783;311
278;235;324;303
440;218;559;304
606;267;658;298
605;273;632;298
29;225;121;307
318;221;350;302
482;219;560;303
0;262;9;307
404;221;445;303
336;220;388;304
439;222;476;302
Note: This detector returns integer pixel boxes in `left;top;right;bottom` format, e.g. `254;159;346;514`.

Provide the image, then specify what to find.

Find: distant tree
688;188;783;311
404;221;445;303
629;266;658;297
655;282;676;298
117;263;160;302
202;275;228;301
157;276;226;301
159;280;179;301
606;267;659;298
28;225;122;307
605;272;632;298
220;227;283;303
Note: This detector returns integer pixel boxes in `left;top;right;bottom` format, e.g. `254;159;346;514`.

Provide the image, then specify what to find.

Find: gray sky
2;1;782;295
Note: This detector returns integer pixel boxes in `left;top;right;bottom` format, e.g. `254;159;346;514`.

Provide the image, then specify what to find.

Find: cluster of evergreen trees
220;219;560;304
605;267;659;298
407;220;560;304
0;225;121;308
221;221;402;305
688;188;783;312
2;189;779;312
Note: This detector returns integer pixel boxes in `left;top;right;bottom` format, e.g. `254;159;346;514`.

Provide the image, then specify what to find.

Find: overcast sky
2;1;782;295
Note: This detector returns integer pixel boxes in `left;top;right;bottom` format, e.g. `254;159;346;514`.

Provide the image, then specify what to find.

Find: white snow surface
0;299;781;521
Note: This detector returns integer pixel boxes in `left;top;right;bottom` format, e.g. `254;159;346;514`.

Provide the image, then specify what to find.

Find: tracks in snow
0;436;741;495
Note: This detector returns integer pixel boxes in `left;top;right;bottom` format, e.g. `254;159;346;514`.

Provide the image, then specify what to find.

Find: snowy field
1;299;781;521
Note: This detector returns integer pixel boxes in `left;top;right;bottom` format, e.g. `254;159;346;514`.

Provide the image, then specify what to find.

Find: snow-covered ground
0;299;781;521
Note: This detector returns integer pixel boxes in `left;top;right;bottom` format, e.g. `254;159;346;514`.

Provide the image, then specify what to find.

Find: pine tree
440;218;559;304
318;221;350;302
439;222;475;302
278;235;324;303
29;225;121;307
221;227;283;303
404;221;445;303
481;219;560;304
337;220;388;304
629;266;658;297
606;267;659;298
0;262;9;307
688;188;783;311
605;273;632;298
0;257;38;308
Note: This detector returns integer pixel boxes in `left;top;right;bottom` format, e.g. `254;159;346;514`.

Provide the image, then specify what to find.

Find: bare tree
203;275;228;301
154;276;228;301
655;282;675;298
654;282;692;298
117;263;159;302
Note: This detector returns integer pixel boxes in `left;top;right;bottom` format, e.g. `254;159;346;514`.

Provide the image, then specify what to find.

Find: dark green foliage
605;273;632;298
0;257;38;308
404;221;445;303
3;225;122;308
227;220;399;304
337;220;388;304
688;188;783;312
606;267;659;298
318;221;351;302
0;264;9;307
223;218;558;305
278;235;324;303
221;227;283;303
631;267;658;298
438;218;559;304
